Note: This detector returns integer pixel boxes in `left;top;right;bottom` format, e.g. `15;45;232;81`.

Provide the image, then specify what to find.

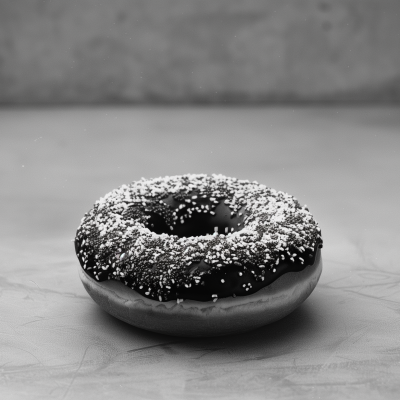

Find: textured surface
1;106;400;399
1;0;400;104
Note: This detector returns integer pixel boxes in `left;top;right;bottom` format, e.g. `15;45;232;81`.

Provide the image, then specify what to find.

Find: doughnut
75;174;323;337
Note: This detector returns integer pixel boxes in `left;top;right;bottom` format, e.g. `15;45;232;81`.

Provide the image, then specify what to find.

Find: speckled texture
1;0;400;104
74;174;322;302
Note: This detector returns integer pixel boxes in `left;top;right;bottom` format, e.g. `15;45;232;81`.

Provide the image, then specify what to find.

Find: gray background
1;0;400;104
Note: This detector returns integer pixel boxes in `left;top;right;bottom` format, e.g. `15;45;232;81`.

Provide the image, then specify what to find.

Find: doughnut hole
147;196;246;238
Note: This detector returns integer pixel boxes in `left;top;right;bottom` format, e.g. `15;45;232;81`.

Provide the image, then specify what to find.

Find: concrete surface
1;106;400;399
1;0;400;104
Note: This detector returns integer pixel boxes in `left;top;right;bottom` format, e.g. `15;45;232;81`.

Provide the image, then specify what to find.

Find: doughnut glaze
75;174;323;305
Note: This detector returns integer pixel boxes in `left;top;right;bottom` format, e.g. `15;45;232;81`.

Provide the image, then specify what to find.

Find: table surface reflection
1;106;400;399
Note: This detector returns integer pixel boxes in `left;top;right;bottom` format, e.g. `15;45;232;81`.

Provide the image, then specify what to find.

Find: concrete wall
1;0;399;104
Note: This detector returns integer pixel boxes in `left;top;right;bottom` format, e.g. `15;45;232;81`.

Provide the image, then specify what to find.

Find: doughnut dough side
79;248;322;337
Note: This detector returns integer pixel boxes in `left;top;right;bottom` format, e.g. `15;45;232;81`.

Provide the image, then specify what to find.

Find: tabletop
1;106;400;399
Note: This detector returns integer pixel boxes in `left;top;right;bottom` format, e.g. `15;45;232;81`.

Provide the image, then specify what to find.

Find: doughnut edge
78;249;322;337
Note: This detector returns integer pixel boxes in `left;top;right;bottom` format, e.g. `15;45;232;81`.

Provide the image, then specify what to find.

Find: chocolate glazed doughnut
75;174;323;337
